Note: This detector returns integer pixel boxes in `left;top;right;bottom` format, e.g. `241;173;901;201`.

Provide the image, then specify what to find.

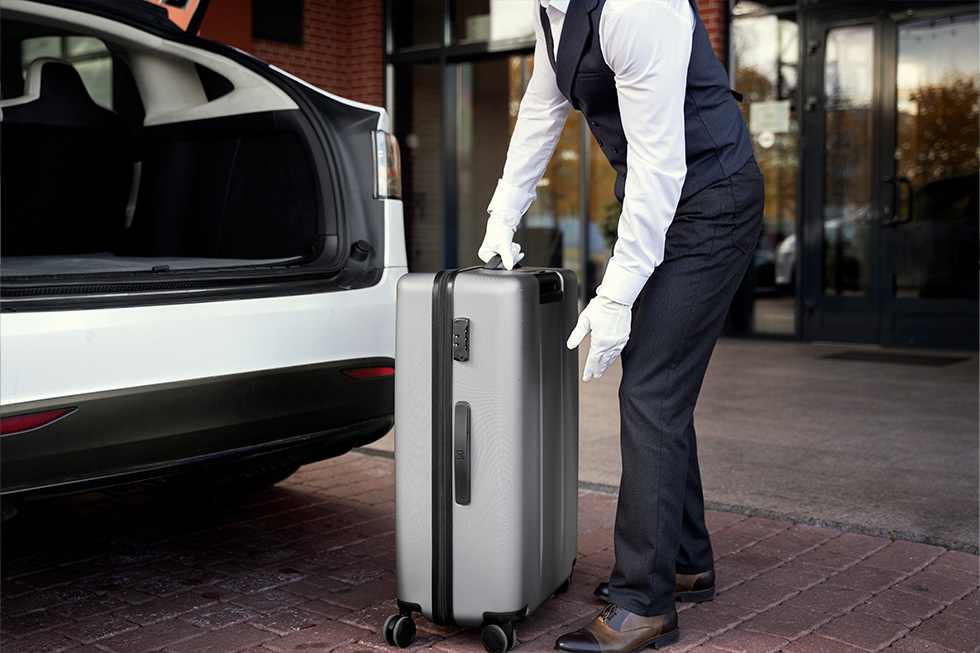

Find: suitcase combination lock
452;317;470;361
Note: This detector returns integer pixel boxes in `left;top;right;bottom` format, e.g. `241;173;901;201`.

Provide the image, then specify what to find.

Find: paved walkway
370;339;980;552
3;452;977;653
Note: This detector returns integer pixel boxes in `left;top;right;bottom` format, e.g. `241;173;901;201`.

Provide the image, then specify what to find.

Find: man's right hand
478;209;524;270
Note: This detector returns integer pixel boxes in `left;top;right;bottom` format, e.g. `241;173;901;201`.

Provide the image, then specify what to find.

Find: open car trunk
2;107;325;267
0;1;387;308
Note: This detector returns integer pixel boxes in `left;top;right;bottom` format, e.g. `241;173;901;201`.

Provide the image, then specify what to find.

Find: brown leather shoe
554;604;679;653
593;570;715;604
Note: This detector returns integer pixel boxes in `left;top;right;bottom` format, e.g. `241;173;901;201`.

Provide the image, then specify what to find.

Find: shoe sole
638;627;681;651
555;628;680;653
675;587;715;603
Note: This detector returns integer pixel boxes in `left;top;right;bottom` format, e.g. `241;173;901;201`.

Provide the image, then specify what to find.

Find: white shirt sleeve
597;0;694;307
487;4;573;216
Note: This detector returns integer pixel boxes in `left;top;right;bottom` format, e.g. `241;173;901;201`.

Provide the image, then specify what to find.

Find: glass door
804;4;978;348
883;11;979;347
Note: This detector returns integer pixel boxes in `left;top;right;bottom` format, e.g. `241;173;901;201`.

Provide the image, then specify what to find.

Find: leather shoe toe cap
555;628;601;653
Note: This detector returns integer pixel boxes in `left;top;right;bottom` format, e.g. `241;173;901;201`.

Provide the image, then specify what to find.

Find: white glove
566;295;632;382
478;209;524;270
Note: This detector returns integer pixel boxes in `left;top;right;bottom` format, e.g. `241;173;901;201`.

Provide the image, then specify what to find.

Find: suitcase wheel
383;613;416;648
554;572;574;596
481;623;517;653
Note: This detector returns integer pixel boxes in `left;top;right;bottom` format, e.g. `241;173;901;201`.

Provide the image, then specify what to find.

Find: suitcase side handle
454;401;471;506
485;254;566;304
537;274;564;304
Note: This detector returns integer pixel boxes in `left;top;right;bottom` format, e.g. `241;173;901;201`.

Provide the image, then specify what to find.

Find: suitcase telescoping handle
484;253;521;270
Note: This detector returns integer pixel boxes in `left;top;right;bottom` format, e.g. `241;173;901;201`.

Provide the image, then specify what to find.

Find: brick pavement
2;452;977;653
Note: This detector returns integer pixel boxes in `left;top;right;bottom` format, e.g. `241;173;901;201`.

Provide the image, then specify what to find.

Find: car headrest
0;57;123;129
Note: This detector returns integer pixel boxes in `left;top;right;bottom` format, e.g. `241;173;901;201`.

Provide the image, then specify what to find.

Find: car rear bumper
0;358;394;495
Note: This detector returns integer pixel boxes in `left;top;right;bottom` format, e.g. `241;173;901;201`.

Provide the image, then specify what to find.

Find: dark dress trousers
542;0;764;616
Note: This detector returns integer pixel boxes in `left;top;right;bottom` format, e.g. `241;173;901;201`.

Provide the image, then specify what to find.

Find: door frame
800;1;979;348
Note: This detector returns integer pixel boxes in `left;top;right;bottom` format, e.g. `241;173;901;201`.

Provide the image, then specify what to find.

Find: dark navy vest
541;0;754;203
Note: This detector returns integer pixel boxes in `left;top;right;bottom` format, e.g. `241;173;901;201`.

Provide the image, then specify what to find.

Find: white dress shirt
487;0;695;307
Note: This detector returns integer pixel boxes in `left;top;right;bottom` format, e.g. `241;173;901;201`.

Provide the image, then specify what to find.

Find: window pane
732;6;799;335
252;0;304;46
20;36;113;109
588;134;617;299
393;63;444;271
892;14;979;300
823;26;874;297
455;55;581;278
523;91;580;273
456;58;514;267
66;36;108;57
733;0;794;15
74;57;113;107
20;36;60;63
391;0;442;50
452;0;534;44
515;58;581;277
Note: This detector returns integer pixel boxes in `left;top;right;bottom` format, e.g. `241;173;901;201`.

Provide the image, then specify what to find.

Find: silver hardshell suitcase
385;260;579;653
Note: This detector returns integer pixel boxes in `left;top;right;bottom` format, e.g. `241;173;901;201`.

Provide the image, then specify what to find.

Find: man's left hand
566;295;632;381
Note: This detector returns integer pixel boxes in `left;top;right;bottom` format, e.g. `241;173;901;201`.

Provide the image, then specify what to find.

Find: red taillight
343;367;395;380
0;408;76;435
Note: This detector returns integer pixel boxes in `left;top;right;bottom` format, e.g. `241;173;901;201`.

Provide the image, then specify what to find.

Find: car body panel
0;270;400;406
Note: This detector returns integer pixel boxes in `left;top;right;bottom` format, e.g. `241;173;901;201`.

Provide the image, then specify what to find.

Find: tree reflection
898;74;980;190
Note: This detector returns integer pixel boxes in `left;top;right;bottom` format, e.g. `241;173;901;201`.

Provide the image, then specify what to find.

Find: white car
0;0;406;499
775;234;795;289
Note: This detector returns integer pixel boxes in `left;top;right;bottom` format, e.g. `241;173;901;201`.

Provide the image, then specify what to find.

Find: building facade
201;0;978;349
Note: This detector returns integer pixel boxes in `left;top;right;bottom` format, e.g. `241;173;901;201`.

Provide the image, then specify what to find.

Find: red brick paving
2;452;978;653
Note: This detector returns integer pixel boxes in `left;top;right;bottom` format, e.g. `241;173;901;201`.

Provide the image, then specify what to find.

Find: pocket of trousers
727;173;765;255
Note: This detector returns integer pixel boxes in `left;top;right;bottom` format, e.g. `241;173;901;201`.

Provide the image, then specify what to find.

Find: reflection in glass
455;55;581;278
892;14;979;300
452;0;534;44
733;0;791;15
823;26;873;297
390;0;442;50
588;134;617;299
731;4;799;335
456;58;515;267
522;88;580;274
393;63;443;272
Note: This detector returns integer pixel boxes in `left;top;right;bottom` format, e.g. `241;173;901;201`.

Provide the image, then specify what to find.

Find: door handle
881;176;914;226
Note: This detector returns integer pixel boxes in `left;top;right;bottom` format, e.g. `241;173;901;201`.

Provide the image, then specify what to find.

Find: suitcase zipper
430;268;459;627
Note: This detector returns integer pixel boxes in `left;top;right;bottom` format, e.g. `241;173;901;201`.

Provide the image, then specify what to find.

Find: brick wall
250;0;384;107
698;0;729;65
203;0;725;108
